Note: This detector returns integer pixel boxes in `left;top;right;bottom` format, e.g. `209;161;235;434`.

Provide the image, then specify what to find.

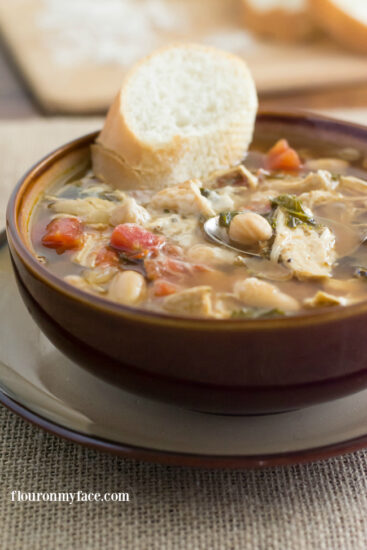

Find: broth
31;139;367;319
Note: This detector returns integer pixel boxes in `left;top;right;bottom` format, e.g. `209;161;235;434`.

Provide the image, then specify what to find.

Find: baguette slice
241;0;315;42
309;0;367;53
92;144;180;190
93;44;258;190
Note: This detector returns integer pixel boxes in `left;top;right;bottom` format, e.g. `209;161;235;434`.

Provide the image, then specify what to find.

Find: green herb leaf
271;194;316;228
200;187;211;198
219;211;238;227
287;215;303;229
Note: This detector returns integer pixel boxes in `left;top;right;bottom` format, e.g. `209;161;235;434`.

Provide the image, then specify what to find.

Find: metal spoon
203;216;262;257
203;215;362;258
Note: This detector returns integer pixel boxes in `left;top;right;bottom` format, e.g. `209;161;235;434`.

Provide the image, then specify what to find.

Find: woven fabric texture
2;405;367;550
1;117;367;550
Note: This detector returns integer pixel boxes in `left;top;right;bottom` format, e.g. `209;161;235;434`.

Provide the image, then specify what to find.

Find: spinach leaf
200;187;211;198
271;194;316;228
219;211;239;228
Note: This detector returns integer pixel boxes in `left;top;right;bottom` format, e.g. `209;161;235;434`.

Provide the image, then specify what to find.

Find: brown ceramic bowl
6;112;367;414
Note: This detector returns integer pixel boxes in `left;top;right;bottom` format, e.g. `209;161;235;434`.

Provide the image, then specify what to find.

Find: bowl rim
7;110;367;331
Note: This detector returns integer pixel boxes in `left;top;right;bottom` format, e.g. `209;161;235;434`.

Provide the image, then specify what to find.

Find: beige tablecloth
1;115;367;550
0;117;103;229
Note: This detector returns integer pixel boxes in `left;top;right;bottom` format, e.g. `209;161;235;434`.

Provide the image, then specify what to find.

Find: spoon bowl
204;214;362;258
203;215;262;257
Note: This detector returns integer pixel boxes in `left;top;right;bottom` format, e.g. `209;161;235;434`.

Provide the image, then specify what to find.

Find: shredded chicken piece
340;175;367;194
150;179;215;217
110;197;150;226
263;170;338;194
270;209;336;279
163;286;213;317
206;164;258;190
304;291;347;308
84;265;117;287
64;275;94;293
51;197;118;224
71;233;107;268
298;190;344;208
241;257;292;281
146;214;200;248
206;189;235;213
303;171;339;191
214;293;241;318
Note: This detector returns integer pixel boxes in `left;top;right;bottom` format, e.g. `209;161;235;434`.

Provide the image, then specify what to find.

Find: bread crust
242;0;317;42
96;43;258;187
241;0;316;41
92;143;210;190
91;144;166;190
309;0;367;53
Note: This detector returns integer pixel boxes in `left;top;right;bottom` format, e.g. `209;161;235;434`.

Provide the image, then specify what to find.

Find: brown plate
1;231;367;467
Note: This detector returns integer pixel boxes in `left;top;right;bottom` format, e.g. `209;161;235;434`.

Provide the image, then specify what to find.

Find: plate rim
1;387;367;468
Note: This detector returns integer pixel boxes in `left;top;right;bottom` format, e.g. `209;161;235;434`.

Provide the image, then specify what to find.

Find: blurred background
0;0;367;117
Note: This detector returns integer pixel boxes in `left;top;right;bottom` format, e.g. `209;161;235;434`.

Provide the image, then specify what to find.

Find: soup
31;139;367;319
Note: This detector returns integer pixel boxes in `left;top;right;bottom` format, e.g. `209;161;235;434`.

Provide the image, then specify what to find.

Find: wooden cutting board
2;0;367;114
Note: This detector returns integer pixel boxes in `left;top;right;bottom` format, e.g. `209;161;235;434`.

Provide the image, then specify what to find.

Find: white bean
187;244;236;265
108;270;146;306
234;277;300;312
229;212;272;246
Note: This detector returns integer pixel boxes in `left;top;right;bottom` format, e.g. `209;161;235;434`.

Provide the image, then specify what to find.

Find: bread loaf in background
241;0;316;42
309;0;367;54
92;44;258;190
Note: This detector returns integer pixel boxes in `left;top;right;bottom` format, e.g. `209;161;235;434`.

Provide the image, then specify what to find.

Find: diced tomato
268;138;289;158
145;256;210;281
153;279;178;297
110;224;165;259
95;246;119;267
41;217;83;253
266;139;301;172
